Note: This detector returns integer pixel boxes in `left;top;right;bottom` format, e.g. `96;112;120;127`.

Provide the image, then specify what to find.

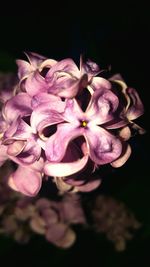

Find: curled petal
24;51;47;68
75;179;101;192
16;60;34;80
90;76;111;91
85;126;122;165
111;143;131;168
16;139;41;165
7;140;26;156
126;87;144;120
8;166;42;196
3;118;33;143
86;87;119;125
81;58;100;78
3;93;32;123
53;177;73;192
31;99;65;134
119;126;131;140
45;140;89;177
47;74;88;98
24;72;48;96
46;58;79;78
44;155;88;177
45;123;84;162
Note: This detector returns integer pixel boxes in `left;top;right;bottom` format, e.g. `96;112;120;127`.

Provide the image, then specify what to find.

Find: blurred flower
0;164;86;248
92;195;141;251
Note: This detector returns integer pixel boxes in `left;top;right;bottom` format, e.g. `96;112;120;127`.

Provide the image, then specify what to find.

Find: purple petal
76;179;101;192
85;125;122;165
90;77;111;91
111;143;131;168
47;74;87;98
31;92;64;109
44;139;89;177
45;123;84;162
44;155;88;177
8;166;42;196
3;118;32;143
7;140;25;156
86;86;119;125
3;93;32;123
62;98;84;124
24;72;48;96
126;87;144;120
16;60;34;80
31;98;65;134
16;139;41;165
81;58;100;78
24;51;47;67
46;58;79;78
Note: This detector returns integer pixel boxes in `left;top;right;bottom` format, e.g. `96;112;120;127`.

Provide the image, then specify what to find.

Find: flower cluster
0;162;141;250
0;53;145;196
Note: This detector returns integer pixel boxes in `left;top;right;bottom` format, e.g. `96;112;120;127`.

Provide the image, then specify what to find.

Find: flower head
0;53;145;196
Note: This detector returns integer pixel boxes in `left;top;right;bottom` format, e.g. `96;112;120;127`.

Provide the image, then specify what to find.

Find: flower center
81;120;87;127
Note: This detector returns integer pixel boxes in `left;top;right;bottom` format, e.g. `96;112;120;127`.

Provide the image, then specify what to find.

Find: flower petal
76;179;101;192
126;87;144;120
45;139;89;177
85;126;122;165
86;86;119;125
25;72;48;96
45;123;83;162
111;143;131;168
16;60;34;80
31;92;64;109
90;76;111;91
46;58;79;78
44;155;88;177
30;98;65;134
8;166;42;196
3;93;32;123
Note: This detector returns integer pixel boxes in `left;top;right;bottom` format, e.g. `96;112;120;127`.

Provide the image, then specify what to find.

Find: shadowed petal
45;123;84;162
3;93;32;123
111;143;131;168
76;179;101;192
90;77;111;91
0;143;8;166
85;125;122;165
31;100;65;134
126;87;144;120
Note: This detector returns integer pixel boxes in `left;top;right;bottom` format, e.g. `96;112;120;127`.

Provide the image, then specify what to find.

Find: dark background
0;4;150;266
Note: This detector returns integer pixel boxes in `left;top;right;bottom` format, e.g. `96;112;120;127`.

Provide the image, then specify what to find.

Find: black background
0;3;150;266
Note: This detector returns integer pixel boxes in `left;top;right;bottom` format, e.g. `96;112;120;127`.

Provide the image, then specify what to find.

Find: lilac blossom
0;53;145;196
